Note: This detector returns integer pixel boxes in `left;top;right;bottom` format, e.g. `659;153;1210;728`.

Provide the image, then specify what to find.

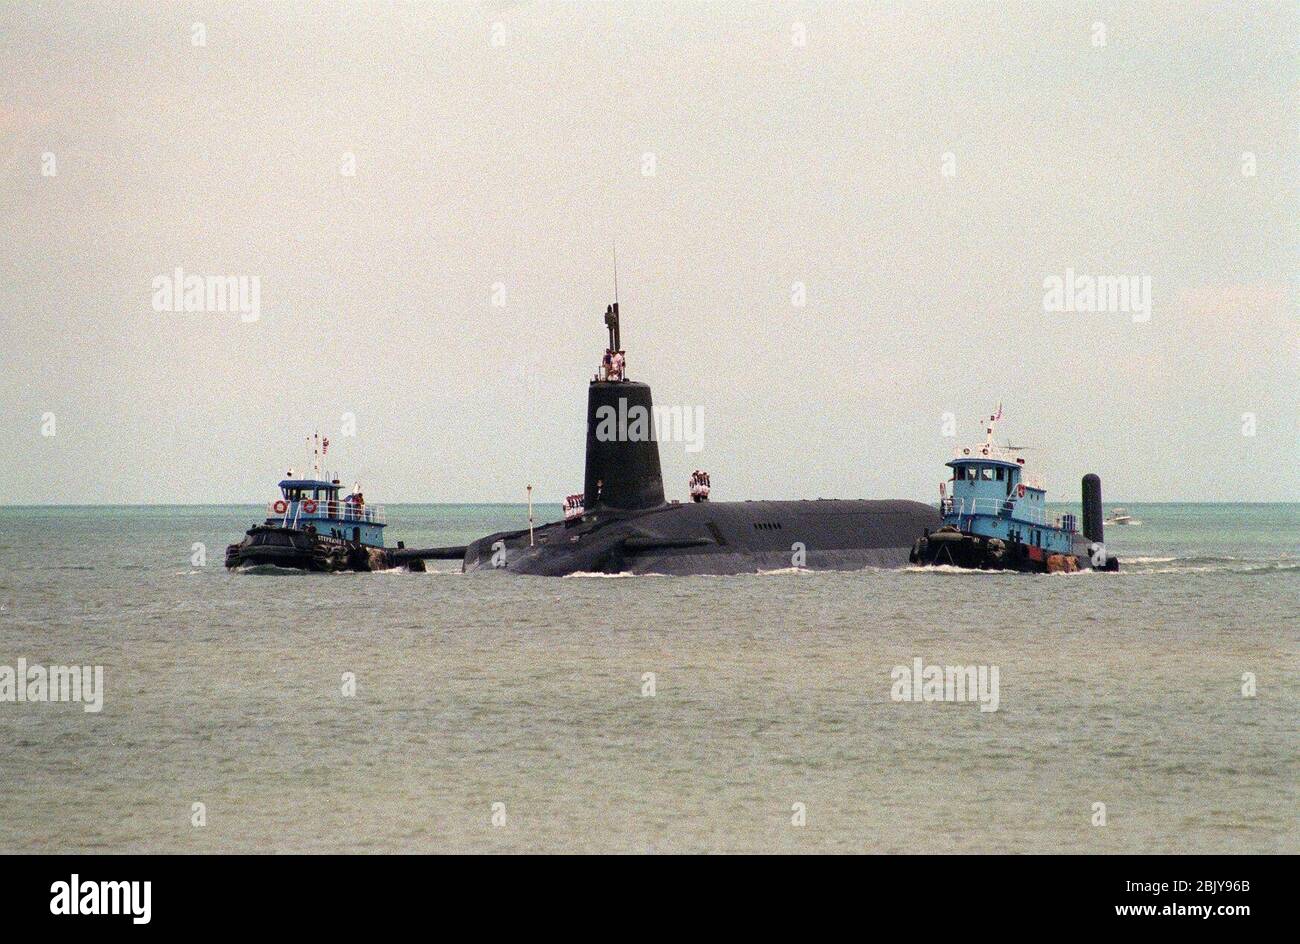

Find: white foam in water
562;570;668;578
903;564;1017;576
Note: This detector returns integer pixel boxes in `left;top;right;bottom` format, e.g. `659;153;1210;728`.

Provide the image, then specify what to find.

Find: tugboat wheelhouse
267;477;386;546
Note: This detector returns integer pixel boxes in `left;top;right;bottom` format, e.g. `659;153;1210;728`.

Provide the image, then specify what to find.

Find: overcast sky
2;1;1295;505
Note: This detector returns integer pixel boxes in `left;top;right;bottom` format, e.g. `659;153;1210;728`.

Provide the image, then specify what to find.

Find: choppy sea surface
0;503;1295;853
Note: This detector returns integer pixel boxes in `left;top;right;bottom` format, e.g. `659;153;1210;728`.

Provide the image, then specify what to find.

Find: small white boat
1104;507;1137;525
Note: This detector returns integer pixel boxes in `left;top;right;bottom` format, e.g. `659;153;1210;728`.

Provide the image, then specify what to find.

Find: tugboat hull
909;526;1117;573
225;525;418;573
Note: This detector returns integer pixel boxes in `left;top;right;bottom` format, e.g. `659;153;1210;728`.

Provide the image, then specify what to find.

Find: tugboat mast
983;402;1002;454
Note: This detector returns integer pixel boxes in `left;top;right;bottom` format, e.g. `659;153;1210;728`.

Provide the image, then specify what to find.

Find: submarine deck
463;498;941;576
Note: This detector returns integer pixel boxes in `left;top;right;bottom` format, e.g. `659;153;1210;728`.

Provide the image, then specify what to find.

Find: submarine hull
462;498;941;575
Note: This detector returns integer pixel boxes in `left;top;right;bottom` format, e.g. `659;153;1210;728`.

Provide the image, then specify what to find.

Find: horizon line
3;500;1298;509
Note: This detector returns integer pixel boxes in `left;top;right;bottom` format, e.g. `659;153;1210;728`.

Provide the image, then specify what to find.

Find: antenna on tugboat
983;402;1003;452
611;241;621;354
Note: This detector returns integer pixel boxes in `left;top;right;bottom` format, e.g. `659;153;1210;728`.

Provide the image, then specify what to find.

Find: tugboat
909;407;1119;573
225;434;465;572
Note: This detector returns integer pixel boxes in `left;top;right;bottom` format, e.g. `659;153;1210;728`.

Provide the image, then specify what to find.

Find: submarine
462;298;940;575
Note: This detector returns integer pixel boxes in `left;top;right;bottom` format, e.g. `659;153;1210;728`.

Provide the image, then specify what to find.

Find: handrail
266;500;385;525
942;495;1051;527
952;443;1022;463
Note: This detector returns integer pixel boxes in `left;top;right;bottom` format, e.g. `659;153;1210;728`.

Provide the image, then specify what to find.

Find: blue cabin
941;444;1075;558
266;477;386;547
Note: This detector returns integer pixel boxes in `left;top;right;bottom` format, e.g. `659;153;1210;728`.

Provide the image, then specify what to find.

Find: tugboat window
996;468;1005;481
981;467;995;481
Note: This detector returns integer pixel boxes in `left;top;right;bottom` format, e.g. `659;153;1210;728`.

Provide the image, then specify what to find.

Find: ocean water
0;502;1295;853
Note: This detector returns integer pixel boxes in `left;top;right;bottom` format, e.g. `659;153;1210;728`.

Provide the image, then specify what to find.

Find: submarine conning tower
582;301;665;511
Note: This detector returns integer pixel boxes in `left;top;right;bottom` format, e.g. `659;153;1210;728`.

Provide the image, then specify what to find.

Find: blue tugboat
224;434;463;572
909;407;1119;573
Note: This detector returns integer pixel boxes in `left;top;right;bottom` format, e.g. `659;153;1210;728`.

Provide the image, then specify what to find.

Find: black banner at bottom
0;854;1278;931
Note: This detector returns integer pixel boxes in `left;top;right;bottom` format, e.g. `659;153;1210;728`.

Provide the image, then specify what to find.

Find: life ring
273;499;288;514
302;499;318;513
1017;483;1026;498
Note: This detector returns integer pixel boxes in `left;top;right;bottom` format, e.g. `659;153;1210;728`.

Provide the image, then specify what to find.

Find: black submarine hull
462;498;941;576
